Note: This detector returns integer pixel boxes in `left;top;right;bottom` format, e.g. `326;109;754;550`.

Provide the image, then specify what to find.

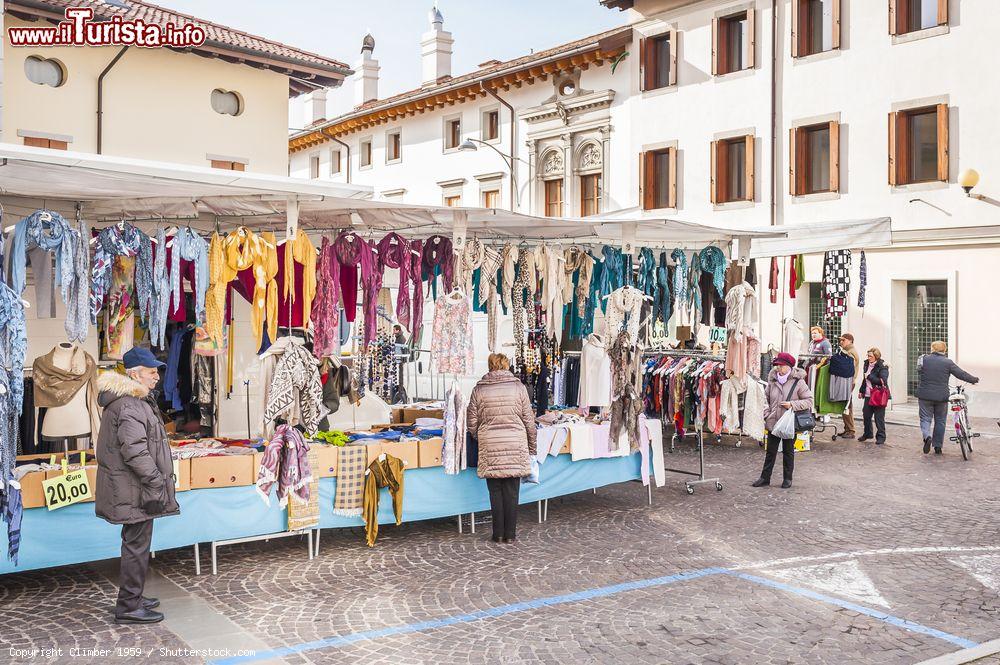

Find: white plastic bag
771;408;796;440
522;458;540;484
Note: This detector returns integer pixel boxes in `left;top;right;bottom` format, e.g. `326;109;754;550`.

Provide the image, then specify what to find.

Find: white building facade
291;2;1000;415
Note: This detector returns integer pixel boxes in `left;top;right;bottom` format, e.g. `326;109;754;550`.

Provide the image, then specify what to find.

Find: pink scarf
377;233;412;330
311;237;341;358
335;231;381;345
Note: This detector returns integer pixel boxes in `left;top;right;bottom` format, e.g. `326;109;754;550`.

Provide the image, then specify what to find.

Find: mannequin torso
40;343;93;439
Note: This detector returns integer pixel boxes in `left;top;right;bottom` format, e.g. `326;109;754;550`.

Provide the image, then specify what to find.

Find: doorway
905;280;949;397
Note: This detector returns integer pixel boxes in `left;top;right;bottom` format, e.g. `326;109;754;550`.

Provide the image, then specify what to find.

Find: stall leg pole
648;483;653;506
537;501;542;524
211;542;218;576
194;543;201;576
457;514;463;534
307;530;314;561
314;528;321;557
544;498;549;522
470;513;476;534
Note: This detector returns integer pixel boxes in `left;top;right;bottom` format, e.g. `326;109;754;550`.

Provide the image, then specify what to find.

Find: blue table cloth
1;453;643;574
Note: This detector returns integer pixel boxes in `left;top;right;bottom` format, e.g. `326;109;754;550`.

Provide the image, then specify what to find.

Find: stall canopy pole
286;197;300;239
451;210;468;253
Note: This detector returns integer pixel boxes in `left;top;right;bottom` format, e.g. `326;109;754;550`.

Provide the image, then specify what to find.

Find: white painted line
732;545;1000;571
948;554;1000;593
767;559;890;608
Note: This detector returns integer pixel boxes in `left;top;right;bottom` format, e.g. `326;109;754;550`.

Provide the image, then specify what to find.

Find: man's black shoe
923;437;932;454
142;597;160;610
781;480;792;489
751;478;769;488
114;608;164;624
935;447;943;455
858;436;871;442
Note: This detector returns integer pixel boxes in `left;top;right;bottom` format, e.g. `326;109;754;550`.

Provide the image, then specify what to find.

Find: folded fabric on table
413;428;443;438
334;445;367;516
414;417;444;428
347;430;402;442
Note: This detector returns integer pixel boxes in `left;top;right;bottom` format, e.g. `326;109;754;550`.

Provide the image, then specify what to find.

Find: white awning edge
748;217;893;258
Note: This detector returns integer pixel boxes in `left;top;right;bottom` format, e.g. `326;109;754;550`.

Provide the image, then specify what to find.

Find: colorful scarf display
335;231;380;346
170;227;208;320
421;235;454;294
377;233;412;330
91;223;152;325
312;236;342;358
255;424;312;508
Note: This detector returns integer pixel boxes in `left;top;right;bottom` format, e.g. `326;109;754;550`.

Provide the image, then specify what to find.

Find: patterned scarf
688;251;702;313
598;245;625;304
670;248;688;306
421;235;454;293
149;228;170;349
91;223;152;325
262;340;328;435
377;233;412;330
312;237;342;358
0;283;26;564
457;237;485;297
409;239;425;340
563;247;595;318
255;424;312;508
699;246;727;299
334;445;367;516
636;247;657;296
170;227;208;319
857;250;868;309
500;244;518;310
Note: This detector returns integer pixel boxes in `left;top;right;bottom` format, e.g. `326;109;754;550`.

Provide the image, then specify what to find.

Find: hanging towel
857;250;867;309
333;445;366;516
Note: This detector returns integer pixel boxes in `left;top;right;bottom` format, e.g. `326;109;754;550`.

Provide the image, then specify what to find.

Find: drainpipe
320;127;352;184
97;46;129;154
770;0;778;227
482;83;516;212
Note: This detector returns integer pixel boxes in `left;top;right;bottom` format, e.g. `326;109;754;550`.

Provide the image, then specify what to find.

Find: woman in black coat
858;348;890;444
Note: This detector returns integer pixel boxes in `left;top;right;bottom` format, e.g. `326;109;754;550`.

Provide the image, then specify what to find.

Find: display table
1;453;644;575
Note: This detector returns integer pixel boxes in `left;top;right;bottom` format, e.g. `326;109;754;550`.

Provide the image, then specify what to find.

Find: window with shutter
790;122;838;195
544;179;564;217
890;105;949;185
893;0;948;35
580;174;602;217
715;11;751;75
642;33;673;91
713;135;754;203
794;0;839;57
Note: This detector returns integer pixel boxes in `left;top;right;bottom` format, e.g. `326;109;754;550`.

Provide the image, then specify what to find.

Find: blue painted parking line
209;565;978;664
725;571;978;649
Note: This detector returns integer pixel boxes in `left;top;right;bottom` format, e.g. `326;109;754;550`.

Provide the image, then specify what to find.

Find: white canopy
748;218;894;258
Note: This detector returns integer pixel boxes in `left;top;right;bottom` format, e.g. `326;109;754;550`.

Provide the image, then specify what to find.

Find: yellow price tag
42;469;92;510
61;458;68;475
49;454;56;465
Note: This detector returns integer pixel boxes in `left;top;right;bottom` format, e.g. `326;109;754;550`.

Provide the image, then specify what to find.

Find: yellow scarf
282;229;317;324
205;227;278;349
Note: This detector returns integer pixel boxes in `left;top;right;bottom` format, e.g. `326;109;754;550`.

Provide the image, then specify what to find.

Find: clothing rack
797;353;841;441
642;349;724;494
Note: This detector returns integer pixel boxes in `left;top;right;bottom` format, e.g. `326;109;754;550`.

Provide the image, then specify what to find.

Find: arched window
576;142;603;217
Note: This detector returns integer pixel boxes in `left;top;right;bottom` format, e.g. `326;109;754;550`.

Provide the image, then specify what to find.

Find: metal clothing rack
643;350;724;494
797;352;842;441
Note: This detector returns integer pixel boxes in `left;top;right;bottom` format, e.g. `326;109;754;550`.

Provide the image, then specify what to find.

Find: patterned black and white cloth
857;250;868;309
823;249;852;319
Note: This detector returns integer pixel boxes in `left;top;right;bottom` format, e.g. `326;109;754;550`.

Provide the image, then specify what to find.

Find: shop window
309;154;320;179
640;31;676;91
444;117;462;150
387;129;402;163
890;0;948;35
580;174;602;217
640;147;677;210
544;179;564;218
360;138;373;168
483;109;500;142
211;89;243;116
330;149;341;175
444;194;462;207
210;160;245;171
792;0;841;57
711;135;754;203
24;55;65;87
713;9;755;76
888;104;948;185
23;136;68;150
790;121;840;195
482;189;500;208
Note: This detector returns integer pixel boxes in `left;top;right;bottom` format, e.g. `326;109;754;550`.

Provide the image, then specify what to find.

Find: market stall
0;144;786;574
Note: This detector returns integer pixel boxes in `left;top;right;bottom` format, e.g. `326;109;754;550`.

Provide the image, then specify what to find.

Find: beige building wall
3;16;290;174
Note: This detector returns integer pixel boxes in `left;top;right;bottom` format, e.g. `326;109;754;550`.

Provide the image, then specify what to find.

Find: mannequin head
810;326;825;341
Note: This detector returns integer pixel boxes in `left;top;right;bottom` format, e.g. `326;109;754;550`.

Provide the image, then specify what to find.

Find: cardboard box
313;444;339;478
251;453;263;481
368;440;419;469
44;466;97;504
18;470;49;509
402;407;444;423
173;458;191;492
418;437;443;468
190;455;254;489
390;408;406;424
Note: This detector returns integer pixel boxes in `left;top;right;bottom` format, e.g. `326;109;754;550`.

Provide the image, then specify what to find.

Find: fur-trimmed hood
97;371;150;407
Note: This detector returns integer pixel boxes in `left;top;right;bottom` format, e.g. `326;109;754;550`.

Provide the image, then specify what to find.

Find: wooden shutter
746;9;756;69
711;18;719;76
669;30;678;86
641;151;658;210
789;128;798;195
937;0;948;25
791;0;799;58
639;37;647;91
889;0;899;35
832;0;842;49
668;147;678;208
829;121;841;192
744;134;755;201
887;111;898;185
710;140;719;203
936;103;949;182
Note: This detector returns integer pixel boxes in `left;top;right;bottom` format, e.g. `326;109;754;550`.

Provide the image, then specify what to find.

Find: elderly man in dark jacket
96;347;179;624
917;341;979;455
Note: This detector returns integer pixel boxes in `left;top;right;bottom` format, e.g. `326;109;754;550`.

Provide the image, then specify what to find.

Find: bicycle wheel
958;433;970;460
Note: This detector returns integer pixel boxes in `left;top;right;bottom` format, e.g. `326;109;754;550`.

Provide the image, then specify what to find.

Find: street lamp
458;138;529;211
959;168;980;196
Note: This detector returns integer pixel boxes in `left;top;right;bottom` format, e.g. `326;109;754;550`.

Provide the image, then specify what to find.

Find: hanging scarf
670;248;688;306
636;247;656;297
377;233;412;330
255;424;312;507
312;237;342;358
500;244;519;310
688;250;702;313
699;246;727;299
0;283;27;564
598;245;624;303
563;247;595;318
409;239;425;340
282;229;317;324
169;227;208;319
149;228;170;349
421;235;454;293
457;237;485;297
857;250;868;309
335;231;380;346
66;218;90;344
9;210;74;306
91;223;152;325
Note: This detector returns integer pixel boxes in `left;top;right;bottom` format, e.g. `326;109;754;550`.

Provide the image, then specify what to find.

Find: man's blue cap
123;347;165;370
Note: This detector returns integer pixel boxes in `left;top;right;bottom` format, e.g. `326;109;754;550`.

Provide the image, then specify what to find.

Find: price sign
709;326;728;344
42;469;92;510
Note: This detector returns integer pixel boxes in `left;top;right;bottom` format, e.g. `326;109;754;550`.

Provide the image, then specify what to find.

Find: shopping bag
522;458;540;484
772;408;796;440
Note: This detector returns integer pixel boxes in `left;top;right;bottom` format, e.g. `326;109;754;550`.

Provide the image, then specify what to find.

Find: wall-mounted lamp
959;168;980;196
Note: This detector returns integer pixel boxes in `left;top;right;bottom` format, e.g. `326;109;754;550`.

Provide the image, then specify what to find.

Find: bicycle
948;385;979;460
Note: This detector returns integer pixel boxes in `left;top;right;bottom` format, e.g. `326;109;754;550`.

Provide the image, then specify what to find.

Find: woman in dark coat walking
916;341;979;454
858;348;890;444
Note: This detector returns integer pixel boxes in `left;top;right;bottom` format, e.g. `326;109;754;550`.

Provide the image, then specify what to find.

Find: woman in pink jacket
752;352;814;489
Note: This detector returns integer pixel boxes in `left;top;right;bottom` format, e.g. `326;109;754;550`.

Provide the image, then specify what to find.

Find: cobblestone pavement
2;422;998;665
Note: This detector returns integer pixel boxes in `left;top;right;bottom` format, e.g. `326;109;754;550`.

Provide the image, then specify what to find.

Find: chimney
355;32;380;106
307;88;327;125
421;5;453;86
